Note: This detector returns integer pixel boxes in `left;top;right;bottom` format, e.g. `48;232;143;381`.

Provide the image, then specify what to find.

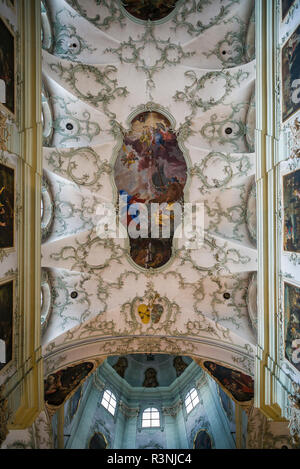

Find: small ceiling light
225;127;233;135
71;291;78;299
66;123;74;130
223;292;231;300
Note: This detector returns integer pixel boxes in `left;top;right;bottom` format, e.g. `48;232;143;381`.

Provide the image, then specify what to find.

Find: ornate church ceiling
40;0;257;383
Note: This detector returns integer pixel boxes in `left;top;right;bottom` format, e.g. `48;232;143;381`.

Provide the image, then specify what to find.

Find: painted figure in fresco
173;356;188;377
114;111;187;270
143;367;159;387
119;189;148;230
113;356;128;378
282;25;300;121
204;361;254;402
122;0;178;21
283;169;300;252
284;282;300;372
0;164;14;249
44;362;94;407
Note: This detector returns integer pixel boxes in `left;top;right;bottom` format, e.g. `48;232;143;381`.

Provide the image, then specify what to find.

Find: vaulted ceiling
40;0;257;381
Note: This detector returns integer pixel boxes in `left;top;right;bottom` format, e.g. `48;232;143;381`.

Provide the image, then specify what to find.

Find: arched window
142;407;160;428
185;388;199;414
101;389;117;416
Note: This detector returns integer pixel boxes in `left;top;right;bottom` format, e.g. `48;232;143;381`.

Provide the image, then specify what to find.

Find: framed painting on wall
283;168;300;253
0;161;15;252
0;276;15;374
0;16;16;118
281;0;297;21
203;361;254;404
284;281;300;373
281;24;300;122
44;361;95;413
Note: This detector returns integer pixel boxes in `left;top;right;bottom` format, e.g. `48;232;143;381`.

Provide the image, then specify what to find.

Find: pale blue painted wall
64;359;239;449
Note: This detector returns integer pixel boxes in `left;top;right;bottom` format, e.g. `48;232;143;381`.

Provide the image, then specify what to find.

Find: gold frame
281;23;300;124
193;428;213;449
87;431;108;449
0;159;16;253
0;275;16;376
282;279;300;375
0;14;16;119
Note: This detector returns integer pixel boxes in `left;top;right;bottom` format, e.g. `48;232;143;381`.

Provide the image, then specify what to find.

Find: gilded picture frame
283;280;300;374
281;24;300;123
282;168;300;254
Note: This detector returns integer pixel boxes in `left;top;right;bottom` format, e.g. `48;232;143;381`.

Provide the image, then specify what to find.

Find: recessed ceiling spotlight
70;291;78;299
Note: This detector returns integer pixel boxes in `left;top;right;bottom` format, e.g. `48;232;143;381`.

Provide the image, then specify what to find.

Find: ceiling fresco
114;110;187;269
40;0;257;383
121;0;179;22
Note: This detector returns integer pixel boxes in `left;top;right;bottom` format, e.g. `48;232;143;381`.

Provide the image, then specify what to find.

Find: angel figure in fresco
119;189;148;229
121;147;139;169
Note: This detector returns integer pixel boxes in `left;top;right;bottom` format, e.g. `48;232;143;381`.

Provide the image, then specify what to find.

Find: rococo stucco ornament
0;385;9;447
288;384;300;445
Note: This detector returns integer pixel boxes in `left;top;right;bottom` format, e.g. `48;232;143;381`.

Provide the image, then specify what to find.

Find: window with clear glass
142;407;160;428
185;388;199;414
101;389;117;416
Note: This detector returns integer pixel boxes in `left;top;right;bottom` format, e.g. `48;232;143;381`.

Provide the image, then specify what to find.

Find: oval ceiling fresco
114;110;187;269
121;0;179;21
